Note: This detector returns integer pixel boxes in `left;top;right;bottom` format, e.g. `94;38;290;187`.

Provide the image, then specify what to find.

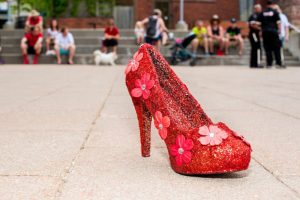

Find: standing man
257;0;284;68
248;4;263;68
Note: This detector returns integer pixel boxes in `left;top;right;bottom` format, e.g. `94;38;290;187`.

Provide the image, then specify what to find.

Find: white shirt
134;27;145;37
56;32;74;48
279;13;289;38
47;28;59;39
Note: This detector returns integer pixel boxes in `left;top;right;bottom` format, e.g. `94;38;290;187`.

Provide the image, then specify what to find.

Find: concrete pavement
0;65;299;200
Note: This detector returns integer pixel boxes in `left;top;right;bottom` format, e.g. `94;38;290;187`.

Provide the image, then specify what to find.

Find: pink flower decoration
125;52;143;75
170;135;194;166
131;73;154;99
154;111;170;140
198;125;228;146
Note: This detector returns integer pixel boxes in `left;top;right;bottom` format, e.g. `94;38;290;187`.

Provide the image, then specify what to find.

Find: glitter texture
125;44;251;175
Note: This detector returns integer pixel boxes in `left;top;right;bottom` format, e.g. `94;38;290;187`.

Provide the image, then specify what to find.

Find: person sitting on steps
102;19;120;54
25;10;43;33
134;21;145;45
20;26;43;64
224;18;244;55
46;19;59;55
207;14;226;55
191;19;209;57
55;27;76;64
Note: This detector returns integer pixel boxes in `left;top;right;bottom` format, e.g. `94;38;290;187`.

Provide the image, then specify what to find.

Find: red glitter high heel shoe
125;44;251;175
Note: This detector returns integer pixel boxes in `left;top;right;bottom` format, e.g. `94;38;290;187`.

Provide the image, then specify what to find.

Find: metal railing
290;23;300;33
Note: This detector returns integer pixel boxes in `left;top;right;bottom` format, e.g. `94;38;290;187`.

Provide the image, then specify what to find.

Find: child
46;19;59;55
134;21;145;44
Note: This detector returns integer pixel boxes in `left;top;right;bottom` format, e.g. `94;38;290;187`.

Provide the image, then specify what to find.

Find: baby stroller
170;33;196;66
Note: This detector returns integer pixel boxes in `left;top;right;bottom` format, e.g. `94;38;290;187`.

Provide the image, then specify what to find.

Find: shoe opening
146;47;210;128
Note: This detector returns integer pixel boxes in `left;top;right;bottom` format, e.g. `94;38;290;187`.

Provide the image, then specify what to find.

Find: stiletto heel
125;44;251;175
132;99;152;157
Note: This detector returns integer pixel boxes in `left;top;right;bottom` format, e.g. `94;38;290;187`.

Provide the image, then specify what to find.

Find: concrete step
2;54;299;66
1;44;255;55
0;29;189;38
1;37;142;46
169;56;300;66
1;36;252;49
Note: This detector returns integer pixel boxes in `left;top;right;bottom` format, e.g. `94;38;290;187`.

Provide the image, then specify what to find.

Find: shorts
27;46;36;55
103;39;118;47
60;48;69;55
145;35;162;45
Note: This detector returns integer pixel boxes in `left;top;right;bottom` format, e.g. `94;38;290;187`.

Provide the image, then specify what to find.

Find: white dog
93;50;118;66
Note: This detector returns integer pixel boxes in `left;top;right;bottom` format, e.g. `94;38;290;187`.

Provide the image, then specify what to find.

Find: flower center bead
141;84;146;90
209;132;215;138
158;124;163;129
131;60;136;65
178;148;184;155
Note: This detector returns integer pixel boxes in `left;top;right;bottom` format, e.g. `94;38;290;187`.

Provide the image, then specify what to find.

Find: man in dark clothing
248;4;263;68
225;18;244;55
257;0;284;68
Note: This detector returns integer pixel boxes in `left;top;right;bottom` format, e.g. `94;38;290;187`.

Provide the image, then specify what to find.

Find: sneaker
33;55;39;64
189;58;197;66
216;49;224;56
23;55;29;64
46;50;56;56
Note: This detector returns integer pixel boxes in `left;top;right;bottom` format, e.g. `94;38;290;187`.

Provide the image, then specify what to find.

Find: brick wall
278;0;300;26
134;0;154;21
48;17;111;29
170;0;240;28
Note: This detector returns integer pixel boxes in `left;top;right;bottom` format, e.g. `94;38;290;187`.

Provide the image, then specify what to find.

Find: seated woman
207;15;226;55
191;19;209;56
102;19;120;54
224;18;244;55
46;19;59;55
20;26;43;64
25;10;43;33
55;27;76;64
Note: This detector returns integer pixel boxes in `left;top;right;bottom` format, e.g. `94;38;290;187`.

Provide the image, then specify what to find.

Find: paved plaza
0;65;299;200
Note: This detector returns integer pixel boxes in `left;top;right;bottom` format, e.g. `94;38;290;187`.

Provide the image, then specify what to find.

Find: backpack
146;16;158;38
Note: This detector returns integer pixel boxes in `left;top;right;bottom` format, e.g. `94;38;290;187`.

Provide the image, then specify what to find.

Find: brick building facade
53;0;300;29
134;0;241;28
134;0;300;28
278;0;300;26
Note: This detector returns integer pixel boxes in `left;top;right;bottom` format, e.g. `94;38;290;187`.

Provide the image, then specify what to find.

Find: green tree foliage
20;0;115;18
20;0;68;17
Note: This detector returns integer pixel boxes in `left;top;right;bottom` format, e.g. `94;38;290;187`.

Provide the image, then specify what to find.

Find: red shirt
104;26;119;36
25;33;43;47
28;16;42;26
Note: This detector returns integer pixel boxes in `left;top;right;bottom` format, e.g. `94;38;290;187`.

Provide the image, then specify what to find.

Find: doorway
155;0;170;28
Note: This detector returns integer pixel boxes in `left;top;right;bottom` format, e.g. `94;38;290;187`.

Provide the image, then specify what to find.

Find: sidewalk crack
253;157;300;199
53;73;118;198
